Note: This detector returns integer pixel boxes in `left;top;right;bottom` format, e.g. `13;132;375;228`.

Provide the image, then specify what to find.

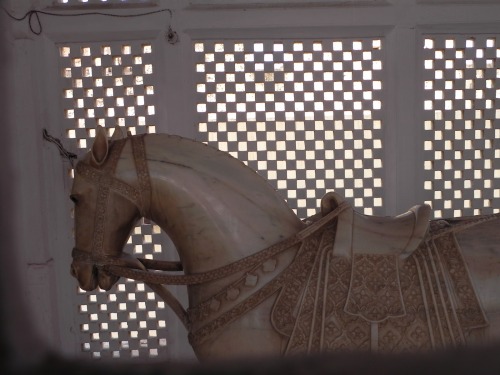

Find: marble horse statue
70;126;500;360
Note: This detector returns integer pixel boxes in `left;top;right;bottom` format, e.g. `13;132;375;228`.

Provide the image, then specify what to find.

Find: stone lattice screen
59;41;171;359
195;39;386;219
55;30;500;359
422;35;500;218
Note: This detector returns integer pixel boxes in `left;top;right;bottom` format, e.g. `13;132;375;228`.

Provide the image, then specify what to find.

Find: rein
103;200;349;331
103;201;350;286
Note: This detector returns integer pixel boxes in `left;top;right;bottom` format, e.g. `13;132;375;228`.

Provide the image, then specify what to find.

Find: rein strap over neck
104;201;351;286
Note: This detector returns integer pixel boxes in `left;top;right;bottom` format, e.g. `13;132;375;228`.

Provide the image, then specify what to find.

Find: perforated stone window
423;35;500;218
77;222;169;359
61;42;156;148
195;39;385;218
60;41;169;359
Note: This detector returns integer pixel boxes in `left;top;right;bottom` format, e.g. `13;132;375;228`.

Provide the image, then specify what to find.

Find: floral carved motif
344;254;405;322
185;216;488;353
270;222;488;354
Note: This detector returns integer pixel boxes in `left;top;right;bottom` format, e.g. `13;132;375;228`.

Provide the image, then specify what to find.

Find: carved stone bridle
71;135;190;328
71;135;152;267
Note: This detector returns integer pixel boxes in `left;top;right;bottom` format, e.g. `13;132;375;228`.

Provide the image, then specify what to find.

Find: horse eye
70;195;79;204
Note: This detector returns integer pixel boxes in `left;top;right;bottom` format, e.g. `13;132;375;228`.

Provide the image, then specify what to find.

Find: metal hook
165;9;179;44
167;25;179;45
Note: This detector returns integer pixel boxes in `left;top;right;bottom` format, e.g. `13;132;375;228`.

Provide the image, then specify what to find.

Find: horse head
70;126;146;291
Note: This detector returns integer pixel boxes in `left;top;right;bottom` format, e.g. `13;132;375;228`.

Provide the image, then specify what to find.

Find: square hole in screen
60;41;170;359
195;39;385;219
423;35;500;218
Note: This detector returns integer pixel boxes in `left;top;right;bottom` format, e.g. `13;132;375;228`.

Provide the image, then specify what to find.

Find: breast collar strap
74;134;152;262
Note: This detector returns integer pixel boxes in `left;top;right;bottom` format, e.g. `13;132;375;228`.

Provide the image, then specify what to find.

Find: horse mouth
97;268;120;291
71;262;119;291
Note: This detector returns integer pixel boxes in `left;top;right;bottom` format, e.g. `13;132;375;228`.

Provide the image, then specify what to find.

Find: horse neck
137;135;305;275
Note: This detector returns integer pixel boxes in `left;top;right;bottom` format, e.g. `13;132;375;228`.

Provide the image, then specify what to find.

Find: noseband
72;134;152;266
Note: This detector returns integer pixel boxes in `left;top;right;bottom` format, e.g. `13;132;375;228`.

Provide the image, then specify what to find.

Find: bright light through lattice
60;41;169;359
195;39;385;219
423;36;500;218
59;42;156;149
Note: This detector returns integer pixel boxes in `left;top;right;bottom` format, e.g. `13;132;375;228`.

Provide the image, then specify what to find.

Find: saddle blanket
271;220;488;354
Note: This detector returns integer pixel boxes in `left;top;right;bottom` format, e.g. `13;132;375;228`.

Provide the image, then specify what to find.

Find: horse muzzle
70;260;119;291
70;248;146;291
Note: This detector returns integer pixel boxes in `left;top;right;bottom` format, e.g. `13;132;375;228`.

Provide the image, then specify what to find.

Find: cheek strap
74;135;152;260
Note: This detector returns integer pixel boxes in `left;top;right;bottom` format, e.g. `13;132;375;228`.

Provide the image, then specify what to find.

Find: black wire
42;129;78;168
2;7;173;36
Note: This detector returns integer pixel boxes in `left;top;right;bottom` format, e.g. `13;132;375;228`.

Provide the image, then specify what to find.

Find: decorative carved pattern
131;134;152;218
184;215;487;353
271;226;331;337
187;235;320;347
270;224;487;354
377;256;430;351
345;254;405;322
76;162;143;210
75;137;143;208
75;139;131;259
432;233;488;331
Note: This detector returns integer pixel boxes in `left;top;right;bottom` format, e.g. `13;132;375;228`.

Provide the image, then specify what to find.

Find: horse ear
91;126;109;166
111;125;125;141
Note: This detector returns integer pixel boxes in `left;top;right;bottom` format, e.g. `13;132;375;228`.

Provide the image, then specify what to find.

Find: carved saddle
320;192;432;260
271;193;488;354
187;192;487;353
